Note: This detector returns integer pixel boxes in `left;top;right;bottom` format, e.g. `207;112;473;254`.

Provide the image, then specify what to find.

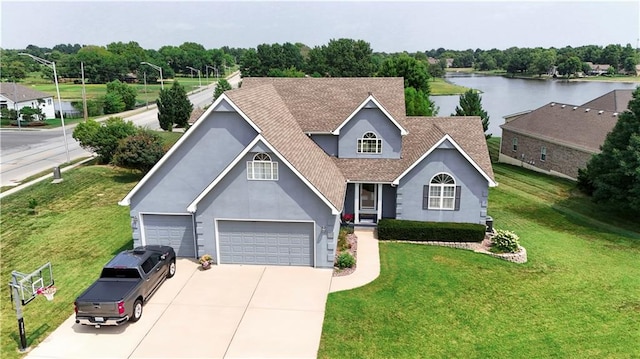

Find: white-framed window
428;173;456;210
247;153;278;180
512;137;518;151
357;131;382;154
540;146;547;161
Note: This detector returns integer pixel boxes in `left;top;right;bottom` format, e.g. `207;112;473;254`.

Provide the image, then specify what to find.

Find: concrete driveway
26;259;333;359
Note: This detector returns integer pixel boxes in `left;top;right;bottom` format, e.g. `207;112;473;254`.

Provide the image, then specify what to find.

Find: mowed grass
0;165;141;358
430;77;471;95
318;138;640;358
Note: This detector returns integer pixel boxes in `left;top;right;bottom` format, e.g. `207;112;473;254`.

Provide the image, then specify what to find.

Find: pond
432;73;640;135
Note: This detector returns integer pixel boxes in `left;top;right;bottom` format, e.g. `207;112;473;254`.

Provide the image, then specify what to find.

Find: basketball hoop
37;286;57;301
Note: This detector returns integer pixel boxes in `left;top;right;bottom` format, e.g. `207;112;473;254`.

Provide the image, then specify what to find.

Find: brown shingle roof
334;117;494;183
240;77;407;132
501;102;619;153
581;89;632;112
226;84;347;210
0;82;52;102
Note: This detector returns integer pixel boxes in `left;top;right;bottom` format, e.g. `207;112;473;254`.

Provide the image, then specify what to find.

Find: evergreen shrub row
377;219;485;242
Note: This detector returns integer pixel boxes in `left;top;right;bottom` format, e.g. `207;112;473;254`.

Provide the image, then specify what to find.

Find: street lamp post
186;66;202;88
19;53;71;163
205;65;217;83
140;61;164;89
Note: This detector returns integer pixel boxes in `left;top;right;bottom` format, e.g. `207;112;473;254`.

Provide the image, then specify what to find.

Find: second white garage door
217;221;314;266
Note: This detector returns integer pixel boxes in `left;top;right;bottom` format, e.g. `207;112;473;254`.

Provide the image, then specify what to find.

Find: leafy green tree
577;87;640;215
105;80;137;111
112;129;165;173
19;107;45;122
308;38;375;77
405;87;437;116
239;49;261;77
102;92;126;114
532;49;557;76
72;117;137;163
378;54;431;93
214;79;232;100
157;81;193;131
557;56;582;78
452;89;490;139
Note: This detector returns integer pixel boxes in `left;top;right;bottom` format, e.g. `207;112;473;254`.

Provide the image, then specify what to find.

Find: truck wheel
167;259;176;278
130;299;143;322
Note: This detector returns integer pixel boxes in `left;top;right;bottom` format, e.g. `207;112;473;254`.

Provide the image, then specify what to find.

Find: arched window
427;173;456;210
247;153;278;180
357;131;382;154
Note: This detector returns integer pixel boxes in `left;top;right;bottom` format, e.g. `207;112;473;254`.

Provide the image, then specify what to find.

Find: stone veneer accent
395;240;528;264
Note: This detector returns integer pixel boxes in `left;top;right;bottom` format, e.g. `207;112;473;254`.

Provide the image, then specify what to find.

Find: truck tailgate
76;279;138;316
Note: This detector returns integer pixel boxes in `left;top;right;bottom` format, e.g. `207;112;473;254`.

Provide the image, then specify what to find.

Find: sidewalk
329;227;380;293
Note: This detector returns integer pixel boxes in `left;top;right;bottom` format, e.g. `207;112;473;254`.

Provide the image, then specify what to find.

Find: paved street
0;72;241;188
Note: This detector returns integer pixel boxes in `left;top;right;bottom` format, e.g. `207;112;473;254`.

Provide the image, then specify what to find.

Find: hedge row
377;219;485;242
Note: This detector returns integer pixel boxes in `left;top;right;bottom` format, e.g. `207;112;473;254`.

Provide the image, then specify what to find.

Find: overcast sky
2;1;639;52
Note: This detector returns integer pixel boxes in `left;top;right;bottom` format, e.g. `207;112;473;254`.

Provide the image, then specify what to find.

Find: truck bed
77;278;139;302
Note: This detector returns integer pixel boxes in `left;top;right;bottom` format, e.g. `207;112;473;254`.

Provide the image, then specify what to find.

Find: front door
360;184;377;211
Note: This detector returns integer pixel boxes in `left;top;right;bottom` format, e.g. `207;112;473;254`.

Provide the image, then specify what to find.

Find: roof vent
550;103;555;106
598;110;604;115
613;112;618;116
561;104;566;108
585;108;590;112
573;106;578;110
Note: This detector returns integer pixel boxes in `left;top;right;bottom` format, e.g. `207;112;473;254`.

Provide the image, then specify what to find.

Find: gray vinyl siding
396;147;489;224
195;149;339;268
310;134;338;157
337;105;402;159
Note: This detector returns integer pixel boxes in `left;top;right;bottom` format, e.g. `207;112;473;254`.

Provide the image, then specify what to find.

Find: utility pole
81;62;88;121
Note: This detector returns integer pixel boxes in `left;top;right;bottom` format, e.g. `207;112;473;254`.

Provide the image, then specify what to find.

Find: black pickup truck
74;245;176;327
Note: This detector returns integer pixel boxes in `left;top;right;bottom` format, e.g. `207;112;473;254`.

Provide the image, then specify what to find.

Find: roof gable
187;135;341;214
332;95;408;135
581;89;633;113
119;94;260;206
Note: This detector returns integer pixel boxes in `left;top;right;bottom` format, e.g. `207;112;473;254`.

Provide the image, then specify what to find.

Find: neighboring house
585;62;611;76
499;89;633;180
0;82;55;119
119;78;496;268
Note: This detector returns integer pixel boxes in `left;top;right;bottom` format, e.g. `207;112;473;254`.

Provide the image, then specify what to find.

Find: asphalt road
0;72;241;188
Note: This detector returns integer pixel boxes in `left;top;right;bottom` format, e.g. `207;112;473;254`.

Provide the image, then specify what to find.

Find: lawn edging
392;239;528;264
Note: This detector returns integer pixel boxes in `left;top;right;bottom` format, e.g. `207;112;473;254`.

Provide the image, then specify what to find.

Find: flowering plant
341;213;354;223
199;254;213;265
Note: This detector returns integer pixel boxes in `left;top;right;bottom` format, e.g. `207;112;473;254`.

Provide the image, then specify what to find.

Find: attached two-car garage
141;214;196;257
217;221;314;267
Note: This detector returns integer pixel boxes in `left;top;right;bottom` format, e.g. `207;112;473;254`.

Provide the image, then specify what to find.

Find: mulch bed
333;232;358;277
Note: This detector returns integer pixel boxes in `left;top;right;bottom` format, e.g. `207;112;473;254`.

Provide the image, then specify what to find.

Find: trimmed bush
377;219;485;242
336;252;355;269
491;229;521;253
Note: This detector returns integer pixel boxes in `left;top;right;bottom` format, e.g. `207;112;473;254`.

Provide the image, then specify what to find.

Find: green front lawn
319;140;640;358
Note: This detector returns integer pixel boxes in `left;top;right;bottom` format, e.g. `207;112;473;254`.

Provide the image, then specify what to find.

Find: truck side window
149;253;162;268
141;258;154;274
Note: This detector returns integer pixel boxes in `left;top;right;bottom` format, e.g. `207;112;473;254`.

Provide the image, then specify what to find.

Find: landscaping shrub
377;219;485;242
337;226;353;252
335;252;355;269
491;229;521;253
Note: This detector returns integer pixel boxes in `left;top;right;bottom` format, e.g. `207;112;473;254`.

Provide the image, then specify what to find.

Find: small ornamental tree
452;89;491;139
72;117;137;163
213;79;232;100
19;107;45;122
157;81;193;131
105;80;137;110
112;129;165;173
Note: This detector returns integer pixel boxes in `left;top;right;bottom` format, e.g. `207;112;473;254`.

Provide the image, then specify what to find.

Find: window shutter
454;186;461;211
423;185;429;210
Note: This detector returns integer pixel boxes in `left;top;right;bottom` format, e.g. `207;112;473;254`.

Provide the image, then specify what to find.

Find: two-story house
119;78;496;268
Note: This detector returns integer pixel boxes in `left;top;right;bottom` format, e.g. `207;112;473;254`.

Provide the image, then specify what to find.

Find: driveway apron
25;260;333;359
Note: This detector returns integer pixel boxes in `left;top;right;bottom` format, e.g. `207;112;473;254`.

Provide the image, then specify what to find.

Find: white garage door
142;214;195;257
218;221;314;266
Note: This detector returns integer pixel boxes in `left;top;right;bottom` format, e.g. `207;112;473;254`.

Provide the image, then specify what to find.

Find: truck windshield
101;268;141;279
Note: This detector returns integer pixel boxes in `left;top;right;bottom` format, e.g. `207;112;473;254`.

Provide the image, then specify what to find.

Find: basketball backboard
9;262;54;306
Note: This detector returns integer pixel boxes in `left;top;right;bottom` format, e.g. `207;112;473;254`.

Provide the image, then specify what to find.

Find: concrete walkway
329;227;381;293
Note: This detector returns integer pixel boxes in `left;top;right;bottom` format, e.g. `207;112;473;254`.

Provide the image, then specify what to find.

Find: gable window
357;132;382;154
247;153;278;180
512;137;518;151
540;146;547;161
423;173;460;210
